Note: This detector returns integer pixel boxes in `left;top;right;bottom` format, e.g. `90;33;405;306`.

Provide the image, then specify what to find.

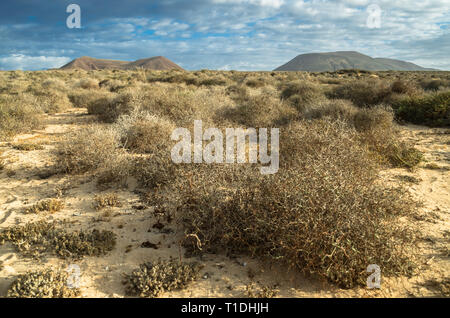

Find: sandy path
0;110;448;298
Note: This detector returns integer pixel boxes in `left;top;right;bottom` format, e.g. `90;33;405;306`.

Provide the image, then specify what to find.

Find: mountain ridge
274;51;438;72
60;56;184;71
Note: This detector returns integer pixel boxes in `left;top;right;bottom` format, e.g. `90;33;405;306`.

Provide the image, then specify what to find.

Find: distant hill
60;56;184;71
274;51;437;72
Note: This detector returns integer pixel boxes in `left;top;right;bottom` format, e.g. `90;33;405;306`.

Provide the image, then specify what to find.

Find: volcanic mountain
274;51;436;72
60;56;184;71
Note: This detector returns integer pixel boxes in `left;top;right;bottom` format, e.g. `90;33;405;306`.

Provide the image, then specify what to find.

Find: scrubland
0;68;448;297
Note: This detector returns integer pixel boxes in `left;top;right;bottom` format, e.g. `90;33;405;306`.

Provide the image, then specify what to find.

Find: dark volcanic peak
274;51;437;72
60;56;184;71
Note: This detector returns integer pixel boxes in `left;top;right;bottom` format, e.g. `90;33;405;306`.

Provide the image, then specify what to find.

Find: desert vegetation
0;69;449;297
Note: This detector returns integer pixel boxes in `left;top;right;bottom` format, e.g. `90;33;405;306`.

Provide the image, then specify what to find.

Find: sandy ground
0;108;448;298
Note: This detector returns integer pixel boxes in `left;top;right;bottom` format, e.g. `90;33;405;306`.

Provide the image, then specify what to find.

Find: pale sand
0;108;448;298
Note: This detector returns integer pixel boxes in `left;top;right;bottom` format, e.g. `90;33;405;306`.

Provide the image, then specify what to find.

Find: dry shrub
115;112;176;154
12;143;44;151
177;119;417;288
25;82;72;113
304;99;358;121
41;78;67;92
305;102;424;168
123;259;201;297
226;84;250;107
96;152;132;188
280;80;326;111
56;124;123;174
0;93;42;140
199;75;229;86
131;155;179;189
329;79;391;107
76;78;99;89
25;198;64;214
99;79;126;92
390;80;418;95
0;221;116;259
419;79;450;91
70;89;115;109
94;84;231;126
353;106;422;167
220;93;297;127
245;77;267;88
34;89;72;114
147;72;200;86
280;80;323;100
7;269;80;298
246;283;278;298
93;193;122;210
111;111;178;188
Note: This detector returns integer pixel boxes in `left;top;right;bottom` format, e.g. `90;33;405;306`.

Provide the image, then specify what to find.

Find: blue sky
0;0;449;70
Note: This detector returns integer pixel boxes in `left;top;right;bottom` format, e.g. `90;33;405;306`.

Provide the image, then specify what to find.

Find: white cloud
0;54;71;70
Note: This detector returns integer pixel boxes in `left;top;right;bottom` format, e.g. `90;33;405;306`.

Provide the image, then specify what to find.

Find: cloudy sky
0;0;448;70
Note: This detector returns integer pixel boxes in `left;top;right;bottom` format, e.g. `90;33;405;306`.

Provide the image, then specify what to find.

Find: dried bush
70;89;115;109
0;93;42;140
12;143;44;151
390;80;418;95
93;193;122;210
279;80;326;111
7;269;80;298
95;152;132;188
56;124;123;174
0;221;116;259
123;259;201;297
328;79;391;107
41;78;68;92
177;119;417;288
25;84;72;114
245;283;278;298
305;102;424;168
25;198;65;214
304;99;358;122
76;78;99;89
114;112;175;154
199;75;229;86
245;77;267;88
419;79;450;91
99;79;126;92
131;155;179;189
220;92;297;127
95;84;230;126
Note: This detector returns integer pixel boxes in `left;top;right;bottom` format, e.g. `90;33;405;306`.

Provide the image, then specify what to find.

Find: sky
0;0;448;71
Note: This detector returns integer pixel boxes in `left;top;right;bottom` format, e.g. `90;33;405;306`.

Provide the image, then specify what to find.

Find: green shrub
392;91;450;127
123;259;201;297
7;269;80;298
0;221;116;259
